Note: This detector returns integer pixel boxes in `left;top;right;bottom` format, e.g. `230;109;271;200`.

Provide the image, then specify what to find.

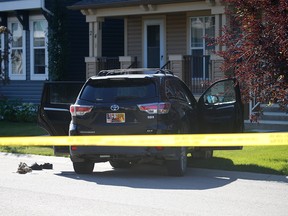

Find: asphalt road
0;152;287;216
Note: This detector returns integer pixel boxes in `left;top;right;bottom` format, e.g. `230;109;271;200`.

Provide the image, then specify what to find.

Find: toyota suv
38;68;243;176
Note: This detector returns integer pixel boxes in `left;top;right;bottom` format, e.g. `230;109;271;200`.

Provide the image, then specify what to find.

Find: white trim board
0;0;41;12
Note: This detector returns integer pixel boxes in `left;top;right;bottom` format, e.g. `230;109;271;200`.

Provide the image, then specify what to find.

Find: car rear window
80;78;157;103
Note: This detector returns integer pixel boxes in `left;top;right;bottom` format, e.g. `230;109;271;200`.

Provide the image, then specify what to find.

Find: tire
73;161;94;174
166;147;187;177
109;160;132;169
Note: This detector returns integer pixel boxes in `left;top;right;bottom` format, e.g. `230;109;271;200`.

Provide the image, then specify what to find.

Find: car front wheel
73;161;94;174
166;147;187;177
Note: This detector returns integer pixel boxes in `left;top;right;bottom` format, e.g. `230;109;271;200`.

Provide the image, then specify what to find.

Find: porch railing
96;57;120;74
127;57;138;69
183;55;211;94
161;61;171;70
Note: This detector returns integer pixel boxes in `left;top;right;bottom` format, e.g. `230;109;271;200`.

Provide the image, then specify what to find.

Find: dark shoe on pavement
41;163;53;169
30;163;43;170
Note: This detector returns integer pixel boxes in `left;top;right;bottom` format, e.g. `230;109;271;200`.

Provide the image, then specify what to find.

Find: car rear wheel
166;147;187;177
73;161;94;174
109;160;132;169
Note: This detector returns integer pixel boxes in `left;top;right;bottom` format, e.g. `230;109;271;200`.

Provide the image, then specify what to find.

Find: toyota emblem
110;104;120;111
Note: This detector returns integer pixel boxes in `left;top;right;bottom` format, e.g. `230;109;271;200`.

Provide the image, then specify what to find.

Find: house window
8;20;26;80
190;16;215;79
30;18;48;80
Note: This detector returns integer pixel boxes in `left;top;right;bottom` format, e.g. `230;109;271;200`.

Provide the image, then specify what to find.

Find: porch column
84;16;103;78
85;57;97;78
119;56;133;69
168;55;183;80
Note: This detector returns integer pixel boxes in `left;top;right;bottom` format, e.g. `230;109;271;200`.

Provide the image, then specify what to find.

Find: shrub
0;99;38;122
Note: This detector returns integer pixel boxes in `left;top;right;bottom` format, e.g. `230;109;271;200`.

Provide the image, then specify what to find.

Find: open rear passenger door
38;81;84;154
192;78;244;158
197;78;244;134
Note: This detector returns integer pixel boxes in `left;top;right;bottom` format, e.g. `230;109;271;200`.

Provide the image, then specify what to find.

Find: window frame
8;17;26;80
30;15;48;80
189;16;215;80
190;16;215;54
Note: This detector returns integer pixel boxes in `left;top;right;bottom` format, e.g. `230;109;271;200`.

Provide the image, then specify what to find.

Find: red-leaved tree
215;0;288;112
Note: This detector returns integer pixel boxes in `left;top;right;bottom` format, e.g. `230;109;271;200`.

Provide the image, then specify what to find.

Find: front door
144;20;164;68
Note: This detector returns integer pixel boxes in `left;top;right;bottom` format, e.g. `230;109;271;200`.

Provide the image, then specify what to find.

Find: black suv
38;68;243;176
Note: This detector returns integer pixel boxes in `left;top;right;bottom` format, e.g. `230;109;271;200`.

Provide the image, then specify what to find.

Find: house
68;0;288;131
69;0;226;95
0;0;225;102
0;0;89;103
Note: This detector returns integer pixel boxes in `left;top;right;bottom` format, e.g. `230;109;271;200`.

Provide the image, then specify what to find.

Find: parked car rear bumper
70;146;182;163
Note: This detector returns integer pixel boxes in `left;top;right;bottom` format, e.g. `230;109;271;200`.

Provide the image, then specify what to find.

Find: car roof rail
155;69;174;76
97;69;143;76
97;68;174;77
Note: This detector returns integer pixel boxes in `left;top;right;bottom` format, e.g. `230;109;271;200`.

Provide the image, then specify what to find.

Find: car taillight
70;105;93;116
71;146;77;151
137;102;171;114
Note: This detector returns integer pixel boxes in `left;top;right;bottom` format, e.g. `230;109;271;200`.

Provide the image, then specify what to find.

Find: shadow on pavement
56;163;237;190
55;161;287;190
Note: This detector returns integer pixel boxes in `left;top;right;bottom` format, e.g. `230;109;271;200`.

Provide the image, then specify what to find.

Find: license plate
106;113;125;123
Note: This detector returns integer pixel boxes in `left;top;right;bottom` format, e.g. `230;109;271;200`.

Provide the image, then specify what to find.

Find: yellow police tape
0;133;288;147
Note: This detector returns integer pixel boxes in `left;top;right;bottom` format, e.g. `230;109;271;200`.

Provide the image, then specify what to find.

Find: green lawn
0;121;287;175
0;121;48;136
0;146;54;156
189;146;288;175
0;121;53;155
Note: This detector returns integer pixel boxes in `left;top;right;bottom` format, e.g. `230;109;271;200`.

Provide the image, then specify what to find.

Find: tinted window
80;79;157;103
165;80;177;98
203;79;236;105
49;83;83;104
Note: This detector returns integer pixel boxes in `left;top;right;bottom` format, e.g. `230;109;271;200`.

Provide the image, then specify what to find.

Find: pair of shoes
29;162;53;170
17;162;32;174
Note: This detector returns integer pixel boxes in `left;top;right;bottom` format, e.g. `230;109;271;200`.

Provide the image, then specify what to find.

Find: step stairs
244;104;288;132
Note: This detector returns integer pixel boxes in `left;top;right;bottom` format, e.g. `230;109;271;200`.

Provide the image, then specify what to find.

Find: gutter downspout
41;0;53;16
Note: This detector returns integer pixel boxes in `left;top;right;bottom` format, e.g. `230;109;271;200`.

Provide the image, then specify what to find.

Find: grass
0;121;48;136
0;146;54;156
0;121;53;156
0;120;287;175
189;146;288;175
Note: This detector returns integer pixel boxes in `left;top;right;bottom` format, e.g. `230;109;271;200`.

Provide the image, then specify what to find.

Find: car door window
177;81;197;108
174;83;188;102
203;79;236;105
165;79;177;99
